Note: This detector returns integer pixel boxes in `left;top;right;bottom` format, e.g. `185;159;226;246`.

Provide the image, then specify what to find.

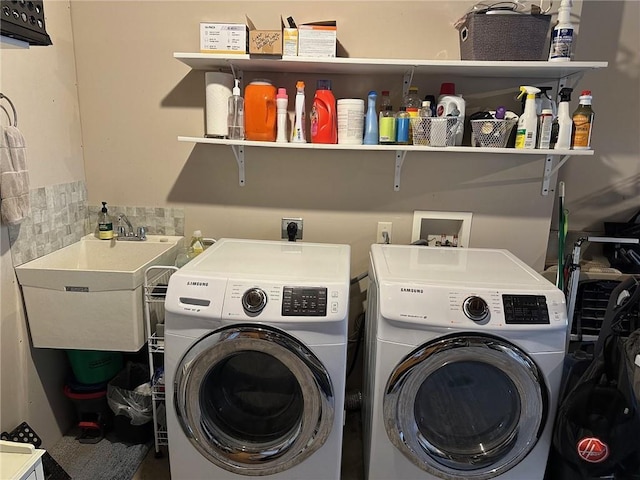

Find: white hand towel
0;125;31;225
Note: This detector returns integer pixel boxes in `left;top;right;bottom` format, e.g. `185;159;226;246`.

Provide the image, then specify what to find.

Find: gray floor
131;410;364;479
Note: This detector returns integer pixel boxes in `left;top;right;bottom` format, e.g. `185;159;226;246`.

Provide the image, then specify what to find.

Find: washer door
384;334;548;480
174;324;334;476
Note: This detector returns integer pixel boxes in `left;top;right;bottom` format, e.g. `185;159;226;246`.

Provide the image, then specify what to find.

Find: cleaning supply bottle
436;83;466;146
378;90;396;144
549;0;574;62
538;109;554;149
292;81;306;143
276;88;289;143
552;87;573;149
404;86;421;143
188;230;205;259
227;78;245;140
244;79;277;141
363;91;378;145
310;80;337;144
395;107;410;145
515;86;541;149
97;202;113;240
571;90;595;149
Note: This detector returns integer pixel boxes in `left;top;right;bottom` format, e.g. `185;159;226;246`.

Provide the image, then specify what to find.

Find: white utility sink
15;234;183;352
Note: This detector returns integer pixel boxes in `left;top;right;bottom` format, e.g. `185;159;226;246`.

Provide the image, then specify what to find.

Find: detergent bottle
515;86;541;149
310;80;337;144
292;81;307;143
244;79;277;141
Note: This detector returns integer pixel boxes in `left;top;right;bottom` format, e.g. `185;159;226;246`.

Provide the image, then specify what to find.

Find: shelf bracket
402;68;415;98
230;145;245;186
394;150;407;191
541;154;570;195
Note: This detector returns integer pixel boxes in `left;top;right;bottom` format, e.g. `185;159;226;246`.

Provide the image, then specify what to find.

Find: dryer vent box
411;211;472;248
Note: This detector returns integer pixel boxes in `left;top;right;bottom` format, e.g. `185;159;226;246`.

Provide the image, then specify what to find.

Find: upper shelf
174;53;607;80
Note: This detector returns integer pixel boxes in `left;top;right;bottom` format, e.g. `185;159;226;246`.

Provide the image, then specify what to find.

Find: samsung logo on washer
187;281;209;287
400;287;423;294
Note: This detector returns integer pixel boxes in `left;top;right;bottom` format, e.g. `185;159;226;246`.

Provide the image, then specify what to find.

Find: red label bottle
310;80;337;144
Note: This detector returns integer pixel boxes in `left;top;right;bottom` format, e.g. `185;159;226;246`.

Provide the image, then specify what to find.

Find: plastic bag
107;362;152;426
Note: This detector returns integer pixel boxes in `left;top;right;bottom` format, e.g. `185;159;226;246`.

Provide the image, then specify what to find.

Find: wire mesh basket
411;117;459;147
470;118;517;148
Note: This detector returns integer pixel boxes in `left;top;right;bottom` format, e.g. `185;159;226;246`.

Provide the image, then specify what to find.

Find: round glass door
174;324;334;475
384;334;547;480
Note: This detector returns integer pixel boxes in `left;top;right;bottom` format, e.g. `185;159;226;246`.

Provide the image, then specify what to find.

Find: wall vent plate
1;0;52;46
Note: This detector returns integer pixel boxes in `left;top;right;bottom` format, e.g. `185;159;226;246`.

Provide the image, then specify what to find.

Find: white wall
1;0;85;445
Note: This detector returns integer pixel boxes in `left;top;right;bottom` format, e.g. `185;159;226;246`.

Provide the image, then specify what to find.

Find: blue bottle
363;91;378;145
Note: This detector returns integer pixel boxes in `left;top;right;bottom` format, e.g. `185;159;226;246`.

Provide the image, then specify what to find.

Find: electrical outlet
281;218;303;240
377;222;393;244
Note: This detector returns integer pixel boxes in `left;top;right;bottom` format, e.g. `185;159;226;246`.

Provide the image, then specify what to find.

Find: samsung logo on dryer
400;287;423;294
187;281;209;287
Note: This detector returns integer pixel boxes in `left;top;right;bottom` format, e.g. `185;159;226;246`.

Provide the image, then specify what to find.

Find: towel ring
0;93;18;127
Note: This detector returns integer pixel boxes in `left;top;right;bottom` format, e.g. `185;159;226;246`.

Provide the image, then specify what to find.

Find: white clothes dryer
164;238;350;480
363;245;568;480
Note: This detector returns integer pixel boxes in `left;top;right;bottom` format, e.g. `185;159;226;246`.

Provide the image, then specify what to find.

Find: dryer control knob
242;288;268;314
463;296;489;322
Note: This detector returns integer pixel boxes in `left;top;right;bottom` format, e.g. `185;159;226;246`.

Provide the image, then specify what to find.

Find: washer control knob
242;288;267;314
463;296;489;322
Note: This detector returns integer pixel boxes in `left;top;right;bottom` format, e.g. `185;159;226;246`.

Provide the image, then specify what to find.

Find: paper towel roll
205;72;234;138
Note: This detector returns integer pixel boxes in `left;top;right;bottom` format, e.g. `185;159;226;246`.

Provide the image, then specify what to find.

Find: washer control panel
282;287;327;316
502;295;550;324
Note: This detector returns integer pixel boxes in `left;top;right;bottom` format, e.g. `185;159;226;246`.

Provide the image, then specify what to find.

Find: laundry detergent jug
244;79;277;141
310;80;337;144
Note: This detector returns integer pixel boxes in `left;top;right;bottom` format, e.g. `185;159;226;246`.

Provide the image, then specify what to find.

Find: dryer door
174;324;334;475
384;334;547;480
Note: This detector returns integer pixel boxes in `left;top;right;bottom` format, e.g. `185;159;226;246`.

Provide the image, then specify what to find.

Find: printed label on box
298;24;336;58
200;23;247;54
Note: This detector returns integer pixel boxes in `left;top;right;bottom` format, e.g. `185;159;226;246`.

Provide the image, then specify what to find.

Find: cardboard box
298;21;336;58
283;27;298;57
200;23;247;54
249;29;282;55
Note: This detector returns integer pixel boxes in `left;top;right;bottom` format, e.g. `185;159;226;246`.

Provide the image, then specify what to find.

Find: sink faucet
116;214;147;241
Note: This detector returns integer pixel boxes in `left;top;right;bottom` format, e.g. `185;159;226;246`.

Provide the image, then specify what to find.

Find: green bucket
66;350;123;385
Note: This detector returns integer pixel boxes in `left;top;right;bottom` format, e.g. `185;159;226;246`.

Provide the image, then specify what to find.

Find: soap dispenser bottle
97;202;114;240
188;230;205;259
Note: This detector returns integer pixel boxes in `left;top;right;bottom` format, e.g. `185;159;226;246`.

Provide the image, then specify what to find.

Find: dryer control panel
502;295;550;324
282;287;328;316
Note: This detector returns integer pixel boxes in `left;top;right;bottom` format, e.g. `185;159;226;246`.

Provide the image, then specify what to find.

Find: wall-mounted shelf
175;53;606;194
174;53;607;80
178;136;593;193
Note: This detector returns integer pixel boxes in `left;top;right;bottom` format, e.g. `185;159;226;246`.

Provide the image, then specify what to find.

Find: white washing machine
164;238;350;480
363;244;568;480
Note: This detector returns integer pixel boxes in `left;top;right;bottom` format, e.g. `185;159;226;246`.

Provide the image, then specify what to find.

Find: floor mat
49;428;151;480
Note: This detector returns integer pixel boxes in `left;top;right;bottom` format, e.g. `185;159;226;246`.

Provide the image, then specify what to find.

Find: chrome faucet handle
117;225;127;238
137;226;147;240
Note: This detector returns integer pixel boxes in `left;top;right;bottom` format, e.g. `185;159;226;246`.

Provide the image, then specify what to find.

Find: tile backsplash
7;181;185;266
8;181;88;266
87;205;184;237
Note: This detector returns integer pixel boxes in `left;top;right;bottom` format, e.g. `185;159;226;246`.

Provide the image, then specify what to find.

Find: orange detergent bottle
310;80;337;144
244;79;277;141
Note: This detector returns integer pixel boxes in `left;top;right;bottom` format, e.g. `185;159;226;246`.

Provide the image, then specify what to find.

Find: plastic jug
310;80;337;144
244;79;277;141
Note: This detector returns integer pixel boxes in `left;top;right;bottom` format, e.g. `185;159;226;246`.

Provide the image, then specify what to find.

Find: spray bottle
549;0;574;62
515;86;541;149
292;81;306;143
552;87;573;149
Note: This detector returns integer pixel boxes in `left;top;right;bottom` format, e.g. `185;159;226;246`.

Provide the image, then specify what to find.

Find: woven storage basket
457;13;551;61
